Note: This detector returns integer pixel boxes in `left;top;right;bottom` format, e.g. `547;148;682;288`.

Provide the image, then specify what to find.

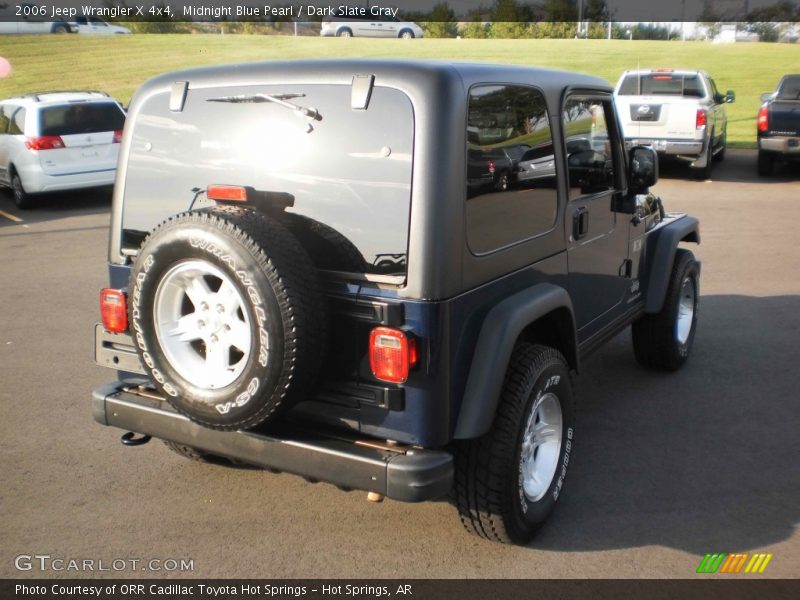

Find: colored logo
697;553;773;574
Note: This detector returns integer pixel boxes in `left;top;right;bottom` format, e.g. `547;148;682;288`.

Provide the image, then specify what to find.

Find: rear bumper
18;165;116;194
626;138;704;157
92;382;453;503
759;136;800;154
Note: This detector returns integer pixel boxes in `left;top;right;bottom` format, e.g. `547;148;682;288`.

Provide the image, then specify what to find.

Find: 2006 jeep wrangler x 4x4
93;60;700;544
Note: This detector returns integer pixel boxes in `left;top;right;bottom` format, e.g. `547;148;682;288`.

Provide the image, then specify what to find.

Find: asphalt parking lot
0;149;798;579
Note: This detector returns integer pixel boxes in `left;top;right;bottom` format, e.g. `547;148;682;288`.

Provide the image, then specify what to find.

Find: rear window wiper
207;93;322;121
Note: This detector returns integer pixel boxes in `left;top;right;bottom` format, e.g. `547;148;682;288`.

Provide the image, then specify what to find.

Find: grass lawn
1;35;797;147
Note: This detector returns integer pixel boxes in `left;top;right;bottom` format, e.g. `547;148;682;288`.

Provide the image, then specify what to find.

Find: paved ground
0;150;798;579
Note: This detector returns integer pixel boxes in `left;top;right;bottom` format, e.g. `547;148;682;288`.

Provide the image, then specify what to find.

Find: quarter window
9;107;25;135
562;98;616;199
466;85;558;254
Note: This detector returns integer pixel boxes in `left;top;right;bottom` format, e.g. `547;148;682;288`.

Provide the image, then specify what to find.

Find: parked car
0;91;126;208
320;16;423;38
0;3;76;33
72;17;131;35
614;69;734;179
93;60;700;545
757;74;800;176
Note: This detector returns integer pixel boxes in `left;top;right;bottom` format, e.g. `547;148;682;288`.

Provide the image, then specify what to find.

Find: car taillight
24;136;65;150
488;160;496;174
207;185;248;202
100;289;128;333
757;105;769;133
113;130;123;143
369;327;418;384
695;109;707;129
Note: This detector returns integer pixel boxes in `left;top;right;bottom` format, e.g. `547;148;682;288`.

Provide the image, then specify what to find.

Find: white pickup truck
614;69;735;179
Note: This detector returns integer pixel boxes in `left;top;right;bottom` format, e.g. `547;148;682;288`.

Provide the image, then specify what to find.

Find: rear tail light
100;289;128;333
24;136;65;150
757;105;769;133
113;130;123;143
369;327;418;384
207;185;248;202
695;109;707;129
488;160;496;174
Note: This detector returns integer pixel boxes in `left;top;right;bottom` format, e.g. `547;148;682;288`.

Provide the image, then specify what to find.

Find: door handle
573;207;589;240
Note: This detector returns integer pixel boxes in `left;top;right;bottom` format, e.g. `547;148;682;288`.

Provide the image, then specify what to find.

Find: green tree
461;20;490;39
421;3;459;38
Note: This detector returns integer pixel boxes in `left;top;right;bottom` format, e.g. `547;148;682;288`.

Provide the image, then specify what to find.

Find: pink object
0;57;12;78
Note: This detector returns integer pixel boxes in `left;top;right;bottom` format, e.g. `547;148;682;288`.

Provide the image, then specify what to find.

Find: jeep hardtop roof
131;59;612;102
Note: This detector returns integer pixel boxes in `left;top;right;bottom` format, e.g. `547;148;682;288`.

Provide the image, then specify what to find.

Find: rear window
618;74;705;98
39;102;125;136
122;85;413;277
777;76;800;101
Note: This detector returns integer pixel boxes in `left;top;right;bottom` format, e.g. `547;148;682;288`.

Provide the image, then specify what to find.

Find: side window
466;85;558;254
0;105;13;134
709;78;721;102
9;107;25;135
562;98;616;199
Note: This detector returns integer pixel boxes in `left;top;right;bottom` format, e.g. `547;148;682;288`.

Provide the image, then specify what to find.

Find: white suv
0;91;126;208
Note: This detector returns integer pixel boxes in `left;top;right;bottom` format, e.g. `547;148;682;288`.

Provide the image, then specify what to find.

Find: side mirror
725;90;736;103
628;146;658;192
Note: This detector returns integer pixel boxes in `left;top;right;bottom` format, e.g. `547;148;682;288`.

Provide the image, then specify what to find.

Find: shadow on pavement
0;186;111;228
657;148;797;184
532;293;799;553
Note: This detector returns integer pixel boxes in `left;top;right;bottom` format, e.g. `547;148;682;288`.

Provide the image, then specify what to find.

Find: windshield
618;74;705;98
39;102;125;136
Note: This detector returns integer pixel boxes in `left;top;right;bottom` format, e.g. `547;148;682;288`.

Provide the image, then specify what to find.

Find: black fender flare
644;215;701;314
453;283;578;440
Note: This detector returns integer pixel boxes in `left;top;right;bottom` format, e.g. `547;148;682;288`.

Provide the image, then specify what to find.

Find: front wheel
632;249;699;371
454;343;575;544
337;28;352;38
399;29;415;39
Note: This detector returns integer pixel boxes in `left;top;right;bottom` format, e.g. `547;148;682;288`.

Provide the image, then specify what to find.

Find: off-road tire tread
453;343;569;544
134;205;327;430
162;440;213;462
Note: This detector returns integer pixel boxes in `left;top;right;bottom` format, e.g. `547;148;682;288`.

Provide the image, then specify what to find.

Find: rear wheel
163;441;215;462
129;206;327;430
757;150;775;177
495;171;510;192
691;137;713;180
632;249;699;371
454;343;575;544
11;173;33;209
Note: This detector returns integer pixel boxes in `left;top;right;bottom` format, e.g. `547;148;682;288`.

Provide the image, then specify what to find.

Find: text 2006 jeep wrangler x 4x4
93;60;700;544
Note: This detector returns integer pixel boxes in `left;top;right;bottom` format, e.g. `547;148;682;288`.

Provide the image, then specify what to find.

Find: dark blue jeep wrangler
94;60;700;544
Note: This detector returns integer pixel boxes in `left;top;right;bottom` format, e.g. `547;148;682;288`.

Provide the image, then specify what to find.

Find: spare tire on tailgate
128;206;327;430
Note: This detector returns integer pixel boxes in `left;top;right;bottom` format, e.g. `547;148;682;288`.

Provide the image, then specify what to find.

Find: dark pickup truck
757;74;800;176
